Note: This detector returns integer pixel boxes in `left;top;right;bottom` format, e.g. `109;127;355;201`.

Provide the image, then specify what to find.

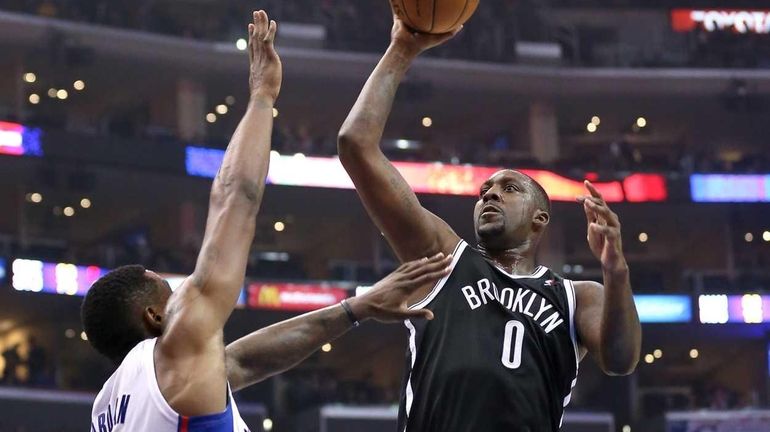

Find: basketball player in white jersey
83;11;449;432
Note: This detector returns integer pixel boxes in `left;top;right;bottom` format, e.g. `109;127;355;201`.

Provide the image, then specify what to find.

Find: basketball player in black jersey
337;16;642;432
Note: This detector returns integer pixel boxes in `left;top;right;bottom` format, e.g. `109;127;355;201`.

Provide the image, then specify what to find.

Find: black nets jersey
397;241;580;432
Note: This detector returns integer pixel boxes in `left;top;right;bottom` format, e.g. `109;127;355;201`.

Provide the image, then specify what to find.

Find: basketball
390;0;479;34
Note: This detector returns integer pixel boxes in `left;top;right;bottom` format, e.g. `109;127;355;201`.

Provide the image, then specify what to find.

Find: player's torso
399;241;579;432
90;338;251;432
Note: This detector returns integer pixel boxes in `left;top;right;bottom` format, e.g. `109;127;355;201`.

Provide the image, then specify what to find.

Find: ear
142;306;164;336
533;209;550;231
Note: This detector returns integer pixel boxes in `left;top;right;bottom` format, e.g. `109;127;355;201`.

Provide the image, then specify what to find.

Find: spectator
1;344;22;385
26;337;49;387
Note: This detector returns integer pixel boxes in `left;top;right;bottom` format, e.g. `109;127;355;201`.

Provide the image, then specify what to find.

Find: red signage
672;9;770;34
190;148;668;203
247;283;349;311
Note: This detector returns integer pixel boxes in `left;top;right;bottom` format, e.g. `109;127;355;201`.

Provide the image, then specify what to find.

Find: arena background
1;1;770;431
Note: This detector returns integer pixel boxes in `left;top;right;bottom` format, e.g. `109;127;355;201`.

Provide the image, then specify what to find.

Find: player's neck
477;243;538;275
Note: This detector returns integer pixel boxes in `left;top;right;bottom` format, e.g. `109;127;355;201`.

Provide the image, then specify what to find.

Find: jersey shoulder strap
409;240;469;310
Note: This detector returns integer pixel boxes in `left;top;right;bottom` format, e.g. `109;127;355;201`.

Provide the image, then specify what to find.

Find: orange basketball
390;0;480;34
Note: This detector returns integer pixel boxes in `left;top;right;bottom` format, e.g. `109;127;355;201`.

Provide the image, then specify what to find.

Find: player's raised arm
154;10;281;412
337;17;462;262
574;181;642;376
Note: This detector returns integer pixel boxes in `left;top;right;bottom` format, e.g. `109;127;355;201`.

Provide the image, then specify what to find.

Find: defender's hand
577;181;628;274
389;16;462;57
248;10;282;104
349;253;453;323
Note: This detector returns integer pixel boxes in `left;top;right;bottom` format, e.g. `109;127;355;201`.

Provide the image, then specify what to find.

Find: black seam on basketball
401;0;415;30
430;0;438;32
448;0;472;31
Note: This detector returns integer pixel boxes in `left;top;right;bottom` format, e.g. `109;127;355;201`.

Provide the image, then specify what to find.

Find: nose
482;186;501;203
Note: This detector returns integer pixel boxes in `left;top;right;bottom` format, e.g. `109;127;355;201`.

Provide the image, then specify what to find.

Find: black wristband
340;298;360;327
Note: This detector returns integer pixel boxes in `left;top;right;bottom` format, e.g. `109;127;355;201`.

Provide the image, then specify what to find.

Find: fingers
589;222;619;239
584;180;603;200
428;25;463;44
403;254;452;280
444;25;464;40
584;199;620;227
576;181;604;205
409;266;451;288
256;10;267;40
402;307;435;321
583;199;597;224
249;10;270;42
399;252;447;274
577;180;620;228
395;308;433;320
266;20;277;43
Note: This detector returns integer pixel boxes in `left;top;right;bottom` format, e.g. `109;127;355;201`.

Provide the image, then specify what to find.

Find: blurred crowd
284;369;398;412
688;29;770;69
25;110;770;178
4;0;770;68
5;230;308;282
2;0;527;63
1;337;53;388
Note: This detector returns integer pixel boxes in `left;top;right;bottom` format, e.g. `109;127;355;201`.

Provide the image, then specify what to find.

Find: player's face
473;170;538;248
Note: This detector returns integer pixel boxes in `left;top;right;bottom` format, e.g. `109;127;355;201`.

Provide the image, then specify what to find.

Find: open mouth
481;204;502;217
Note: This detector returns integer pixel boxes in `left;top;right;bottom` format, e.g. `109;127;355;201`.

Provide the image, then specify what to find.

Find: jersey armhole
145;339;238;428
142;338;180;424
562;279;582;367
407;240;468;310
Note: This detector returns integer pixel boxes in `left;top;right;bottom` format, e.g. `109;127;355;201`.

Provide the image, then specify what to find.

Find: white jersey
90;338;251;432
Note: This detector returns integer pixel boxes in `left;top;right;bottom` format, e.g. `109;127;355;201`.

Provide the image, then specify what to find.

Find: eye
479;187;489;198
504;184;519;192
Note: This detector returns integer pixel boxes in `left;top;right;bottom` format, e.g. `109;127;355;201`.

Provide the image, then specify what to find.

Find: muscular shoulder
573;280;603;306
571;280;604;359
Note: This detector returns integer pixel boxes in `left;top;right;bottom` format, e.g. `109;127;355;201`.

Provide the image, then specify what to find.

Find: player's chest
442;273;567;337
